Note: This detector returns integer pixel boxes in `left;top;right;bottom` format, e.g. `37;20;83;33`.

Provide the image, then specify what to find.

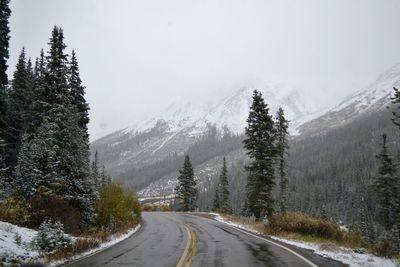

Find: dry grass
47;221;139;262
219;212;368;250
142;204;172;212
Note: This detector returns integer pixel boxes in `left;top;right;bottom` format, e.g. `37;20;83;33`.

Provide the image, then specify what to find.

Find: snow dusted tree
0;0;10;175
14;26;97;223
6;48;36;168
373;134;398;231
91;150;100;189
243;90;276;219
69;50;90;145
15;120;60;198
212;183;220;211
219;157;230;212
175;155;197;211
391;87;400;128
275;107;290;213
32;219;71;254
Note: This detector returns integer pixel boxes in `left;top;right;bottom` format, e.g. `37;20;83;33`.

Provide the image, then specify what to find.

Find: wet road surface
65;212;345;267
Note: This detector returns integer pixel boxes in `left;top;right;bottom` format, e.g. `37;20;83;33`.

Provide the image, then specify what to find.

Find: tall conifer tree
69;50;90;144
243;90;276;219
175;155;197;211
0;0;11;170
275;107;289;213
6;48;35;168
219;157;230;212
374;134;398;231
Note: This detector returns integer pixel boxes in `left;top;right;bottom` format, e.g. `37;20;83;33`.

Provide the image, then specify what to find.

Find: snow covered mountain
298;64;400;136
91;64;400;197
91;83;318;177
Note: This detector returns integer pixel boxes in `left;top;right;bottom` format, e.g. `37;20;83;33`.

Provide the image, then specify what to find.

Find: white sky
8;0;400;140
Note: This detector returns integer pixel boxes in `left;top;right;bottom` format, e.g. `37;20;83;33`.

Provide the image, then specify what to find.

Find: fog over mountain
8;0;400;140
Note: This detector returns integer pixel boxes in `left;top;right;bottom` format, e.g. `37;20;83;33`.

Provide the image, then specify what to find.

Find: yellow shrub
269;212;344;241
96;183;141;228
0;194;30;226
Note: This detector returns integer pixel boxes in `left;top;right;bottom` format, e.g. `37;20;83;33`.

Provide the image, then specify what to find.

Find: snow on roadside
212;214;399;267
0;221;39;264
50;224;141;266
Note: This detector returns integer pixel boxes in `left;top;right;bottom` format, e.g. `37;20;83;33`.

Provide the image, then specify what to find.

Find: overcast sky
8;0;400;140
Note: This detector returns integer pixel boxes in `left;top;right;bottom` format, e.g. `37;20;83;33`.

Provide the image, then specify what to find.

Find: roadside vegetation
217;212;400;259
206;88;400;261
0;3;141;264
142;204;172;212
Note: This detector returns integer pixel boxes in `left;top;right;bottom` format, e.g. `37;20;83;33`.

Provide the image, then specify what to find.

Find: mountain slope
298;64;400;136
91;83;318;186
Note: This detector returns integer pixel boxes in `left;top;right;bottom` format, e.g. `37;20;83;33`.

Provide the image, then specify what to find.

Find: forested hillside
197;107;399;233
288;107;399;230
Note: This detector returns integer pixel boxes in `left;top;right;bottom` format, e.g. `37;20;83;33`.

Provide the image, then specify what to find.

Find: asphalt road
65;212;346;267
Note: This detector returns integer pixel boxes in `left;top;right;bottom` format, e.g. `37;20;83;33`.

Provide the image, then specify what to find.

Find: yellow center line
176;224;192;267
161;214;197;267
184;227;197;267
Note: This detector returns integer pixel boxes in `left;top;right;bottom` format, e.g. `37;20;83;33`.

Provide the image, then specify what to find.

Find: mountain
298;64;400;136
91;64;400;201
90;83;319;190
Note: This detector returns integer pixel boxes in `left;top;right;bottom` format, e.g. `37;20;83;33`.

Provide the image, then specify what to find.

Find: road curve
65;212;345;267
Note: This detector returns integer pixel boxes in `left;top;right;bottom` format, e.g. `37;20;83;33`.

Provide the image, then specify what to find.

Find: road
65;212;345;267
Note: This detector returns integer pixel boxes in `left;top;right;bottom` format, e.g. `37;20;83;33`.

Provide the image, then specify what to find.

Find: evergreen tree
391;87;400;128
15;121;60;198
69;50;89;145
212;183;220;211
275;107;290;213
373;134;398;231
219;157;230;212
34;26;69;122
6;48;36;168
0;0;10;89
91;150;100;189
174;155;197;211
100;165;111;188
0;0;11;171
15;27;97;223
243;90;276;219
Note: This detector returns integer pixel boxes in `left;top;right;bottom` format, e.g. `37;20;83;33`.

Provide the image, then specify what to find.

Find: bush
269;212;344;241
0;194;30;226
27;188;83;234
32;219;72;254
96;183;141;229
142;204;156;212
158;205;172;212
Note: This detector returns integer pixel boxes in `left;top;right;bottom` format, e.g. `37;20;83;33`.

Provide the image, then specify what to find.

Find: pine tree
6;48;36;168
373;134;398;231
16;27;97;223
174;155;197;211
219;157;230;212
243;90;276;219
15;121;60;198
391;87;400;128
212;183;220;211
0;0;11;171
69;50;90;145
91;150;100;189
275;107;290;213
34;26;69;122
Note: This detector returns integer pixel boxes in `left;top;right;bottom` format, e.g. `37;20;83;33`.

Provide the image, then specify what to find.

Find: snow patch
51;224;141;266
0;221;39;264
212;214;399;267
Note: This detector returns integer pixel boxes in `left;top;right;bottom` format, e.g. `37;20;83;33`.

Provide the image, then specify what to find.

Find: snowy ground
212;214;399;267
0;220;141;266
0;221;39;265
51;224;141;266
